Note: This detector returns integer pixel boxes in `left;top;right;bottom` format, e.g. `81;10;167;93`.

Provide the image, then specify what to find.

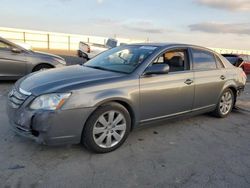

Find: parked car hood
18;65;124;96
32;51;64;60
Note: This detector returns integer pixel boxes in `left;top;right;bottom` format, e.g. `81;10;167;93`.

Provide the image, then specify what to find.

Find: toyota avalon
7;43;246;153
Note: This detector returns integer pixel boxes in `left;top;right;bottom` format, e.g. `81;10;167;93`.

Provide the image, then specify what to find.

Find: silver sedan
0;37;66;80
7;43;247;153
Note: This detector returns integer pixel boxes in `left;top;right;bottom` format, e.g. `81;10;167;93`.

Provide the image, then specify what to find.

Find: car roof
129;42;214;51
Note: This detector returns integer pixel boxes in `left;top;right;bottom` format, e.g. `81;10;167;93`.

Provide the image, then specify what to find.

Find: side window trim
214;54;225;69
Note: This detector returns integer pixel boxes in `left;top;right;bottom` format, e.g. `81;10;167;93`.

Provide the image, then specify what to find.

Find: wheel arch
84;98;137;133
220;82;237;106
227;86;237;106
32;63;54;72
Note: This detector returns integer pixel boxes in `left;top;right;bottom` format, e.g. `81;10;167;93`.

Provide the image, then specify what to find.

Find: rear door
139;48;195;122
191;48;226;109
0;41;26;78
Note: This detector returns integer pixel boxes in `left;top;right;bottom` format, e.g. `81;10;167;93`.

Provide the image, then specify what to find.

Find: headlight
30;93;71;110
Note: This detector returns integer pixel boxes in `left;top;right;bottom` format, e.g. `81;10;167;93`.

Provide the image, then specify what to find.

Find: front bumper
7;99;96;145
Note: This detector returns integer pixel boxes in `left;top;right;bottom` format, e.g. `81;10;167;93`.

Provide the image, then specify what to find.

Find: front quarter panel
62;77;140;123
25;54;65;73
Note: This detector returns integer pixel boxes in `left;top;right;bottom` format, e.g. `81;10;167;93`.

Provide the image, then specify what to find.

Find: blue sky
1;0;250;49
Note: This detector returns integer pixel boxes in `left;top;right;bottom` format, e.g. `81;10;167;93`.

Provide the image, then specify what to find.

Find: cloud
195;0;250;11
92;18;167;34
122;20;166;34
58;0;71;2
189;22;250;35
92;18;120;26
96;0;104;4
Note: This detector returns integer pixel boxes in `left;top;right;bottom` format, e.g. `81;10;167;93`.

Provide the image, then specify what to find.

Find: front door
0;41;26;78
139;48;194;122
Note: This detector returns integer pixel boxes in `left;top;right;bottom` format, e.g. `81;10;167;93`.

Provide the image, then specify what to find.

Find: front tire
213;88;235;118
32;64;53;72
82;102;131;153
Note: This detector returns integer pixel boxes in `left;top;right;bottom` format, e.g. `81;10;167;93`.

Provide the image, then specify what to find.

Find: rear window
223;56;238;65
192;49;217;70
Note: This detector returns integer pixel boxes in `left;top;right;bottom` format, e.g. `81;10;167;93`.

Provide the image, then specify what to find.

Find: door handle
184;79;193;85
220;75;226;80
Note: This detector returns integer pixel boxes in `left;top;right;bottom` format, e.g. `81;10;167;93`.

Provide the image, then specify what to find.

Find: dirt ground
0;69;249;187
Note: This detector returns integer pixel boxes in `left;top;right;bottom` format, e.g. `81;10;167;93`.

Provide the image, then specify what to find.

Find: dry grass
34;48;78;56
33;48;85;65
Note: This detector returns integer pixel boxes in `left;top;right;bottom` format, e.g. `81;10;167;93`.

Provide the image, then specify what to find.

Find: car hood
18;65;124;96
32;51;64;60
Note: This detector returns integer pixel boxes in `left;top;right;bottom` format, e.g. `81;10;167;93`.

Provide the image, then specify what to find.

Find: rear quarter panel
221;67;246;97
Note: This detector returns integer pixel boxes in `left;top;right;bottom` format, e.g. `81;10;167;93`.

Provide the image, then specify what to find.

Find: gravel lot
0;61;250;188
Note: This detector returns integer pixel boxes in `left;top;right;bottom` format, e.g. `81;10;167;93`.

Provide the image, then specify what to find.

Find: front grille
8;87;29;109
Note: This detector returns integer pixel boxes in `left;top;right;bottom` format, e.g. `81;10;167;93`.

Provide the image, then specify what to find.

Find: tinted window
152;50;188;72
192;49;217;70
106;39;118;48
224;56;238;65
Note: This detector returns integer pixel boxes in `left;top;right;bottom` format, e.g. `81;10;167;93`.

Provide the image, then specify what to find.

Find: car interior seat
168;56;184;72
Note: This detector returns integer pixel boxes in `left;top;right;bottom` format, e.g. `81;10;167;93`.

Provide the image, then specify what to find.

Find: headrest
169;56;183;67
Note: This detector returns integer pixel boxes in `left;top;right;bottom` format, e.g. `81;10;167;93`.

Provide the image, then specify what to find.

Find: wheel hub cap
219;91;233;115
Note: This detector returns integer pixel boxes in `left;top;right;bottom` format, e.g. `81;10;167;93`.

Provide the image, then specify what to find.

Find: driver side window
153;49;189;72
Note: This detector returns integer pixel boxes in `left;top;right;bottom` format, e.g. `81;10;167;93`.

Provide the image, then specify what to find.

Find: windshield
84;45;157;74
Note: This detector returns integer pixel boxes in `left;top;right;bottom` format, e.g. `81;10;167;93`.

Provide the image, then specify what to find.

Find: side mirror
11;48;22;53
144;64;170;75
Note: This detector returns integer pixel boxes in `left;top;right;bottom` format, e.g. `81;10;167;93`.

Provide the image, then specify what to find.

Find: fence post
87;37;89;43
23;32;26;43
47;34;50;50
68;35;70;51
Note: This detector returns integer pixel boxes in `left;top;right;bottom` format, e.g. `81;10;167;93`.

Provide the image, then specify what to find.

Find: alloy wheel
93;110;126;148
219;91;233;115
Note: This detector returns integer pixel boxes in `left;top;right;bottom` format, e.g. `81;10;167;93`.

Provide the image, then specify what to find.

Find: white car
77;38;125;60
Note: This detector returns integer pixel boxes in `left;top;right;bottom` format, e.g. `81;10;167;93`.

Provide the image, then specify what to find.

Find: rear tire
82;102;131;153
32;64;53;72
212;88;235;118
